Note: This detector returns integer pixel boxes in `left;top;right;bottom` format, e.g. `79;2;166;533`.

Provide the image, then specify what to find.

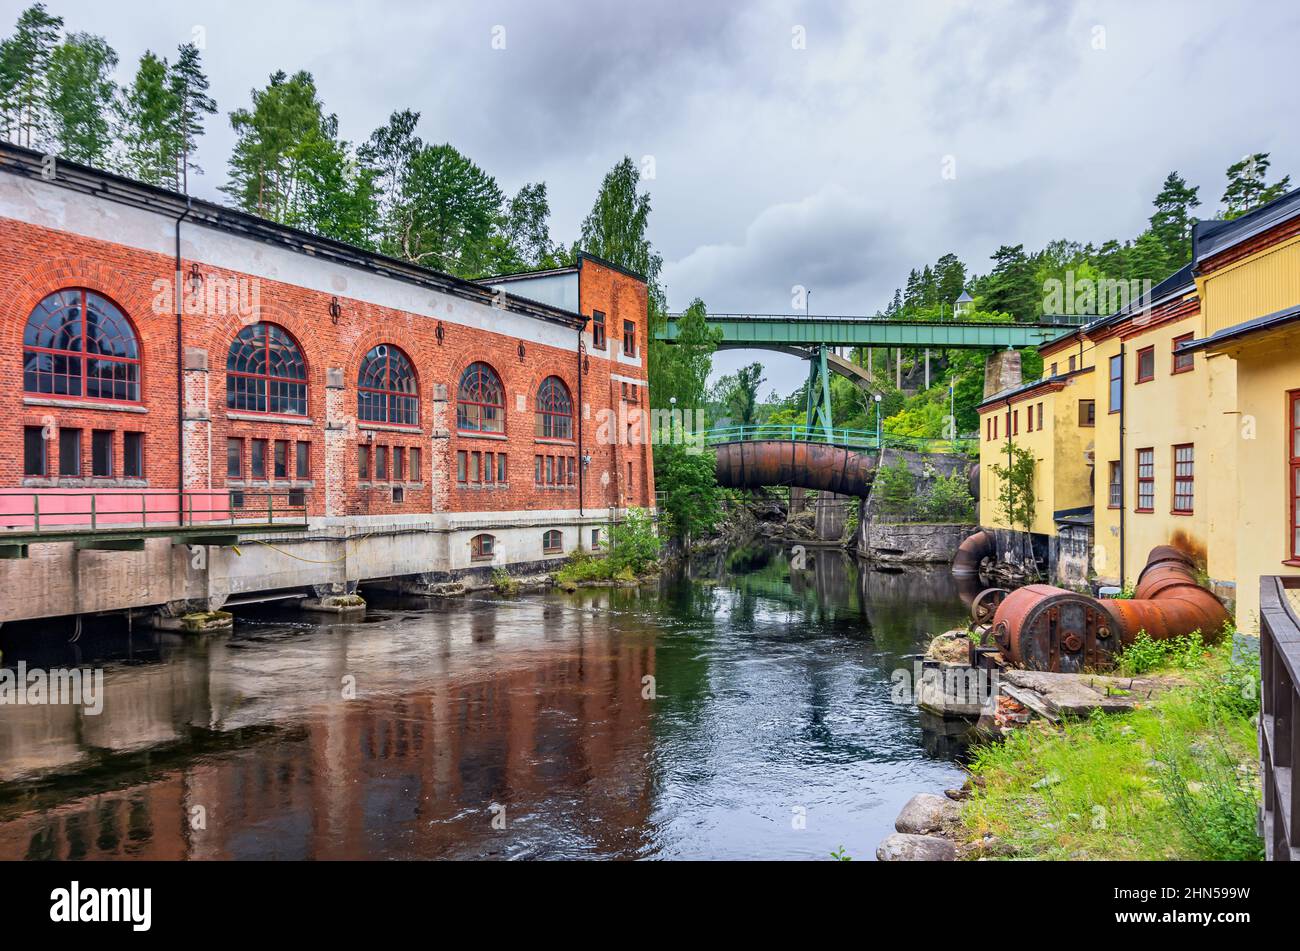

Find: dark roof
1181;302;1300;354
1080;262;1196;334
0;141;587;330
1192;184;1300;264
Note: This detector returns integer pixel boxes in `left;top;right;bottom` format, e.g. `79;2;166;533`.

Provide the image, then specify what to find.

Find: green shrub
925;472;976;523
1155;729;1264;861
1115;629;1213;675
491;567;519;596
606;508;661;576
874;458;916;516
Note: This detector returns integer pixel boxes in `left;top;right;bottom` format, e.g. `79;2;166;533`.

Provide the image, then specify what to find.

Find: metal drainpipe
577;322;586;517
175;199;193;525
1118;342;1126;586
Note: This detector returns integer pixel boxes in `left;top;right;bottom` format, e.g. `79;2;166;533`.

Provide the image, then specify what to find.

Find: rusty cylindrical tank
714;440;876;496
985;546;1228;672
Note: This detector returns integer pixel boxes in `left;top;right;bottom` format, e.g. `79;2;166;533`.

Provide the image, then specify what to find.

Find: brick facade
0;195;653;525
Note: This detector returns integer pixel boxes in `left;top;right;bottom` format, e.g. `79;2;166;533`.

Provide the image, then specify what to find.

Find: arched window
227;323;307;416
543;529;563;554
358;344;418;425
470;533;496;561
23;289;140;401
457;362;504;433
535;376;573;440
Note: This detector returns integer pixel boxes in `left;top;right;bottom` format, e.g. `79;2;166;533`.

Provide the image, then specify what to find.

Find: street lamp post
874;393;883;450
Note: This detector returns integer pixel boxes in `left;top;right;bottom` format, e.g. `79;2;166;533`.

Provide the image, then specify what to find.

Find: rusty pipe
713;440;876;496
984;546;1227;672
952;528;994;577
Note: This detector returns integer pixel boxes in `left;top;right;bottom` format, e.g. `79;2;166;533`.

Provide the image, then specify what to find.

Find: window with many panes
591;311;606;350
59;428;81;476
535;376;574;440
623;320;637;357
1108;461;1122;508
227;323;307;415
543;529;563;554
23;290;141;402
1173;444;1194;513
457;362;504;433
1136;448;1154;512
357;344;418;425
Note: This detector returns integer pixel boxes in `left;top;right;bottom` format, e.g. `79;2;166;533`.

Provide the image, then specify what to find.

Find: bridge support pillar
804;345;835;439
984;349;1022;399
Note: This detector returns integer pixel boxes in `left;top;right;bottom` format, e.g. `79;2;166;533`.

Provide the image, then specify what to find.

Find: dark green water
0;547;968;860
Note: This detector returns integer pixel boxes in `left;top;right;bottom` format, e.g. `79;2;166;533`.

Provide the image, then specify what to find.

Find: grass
962;630;1264;860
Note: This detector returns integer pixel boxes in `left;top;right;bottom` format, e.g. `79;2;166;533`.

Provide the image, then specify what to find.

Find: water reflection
0;548;968;860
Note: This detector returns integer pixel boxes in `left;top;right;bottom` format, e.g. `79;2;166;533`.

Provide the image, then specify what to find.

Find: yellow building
975;185;1300;630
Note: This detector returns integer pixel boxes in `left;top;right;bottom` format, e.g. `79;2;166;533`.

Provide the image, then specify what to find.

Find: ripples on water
0;547;969;860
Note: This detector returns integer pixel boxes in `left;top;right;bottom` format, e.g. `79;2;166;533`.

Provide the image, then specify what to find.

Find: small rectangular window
227;438;243;479
274;440;289;479
24;426;46;476
1079;400;1095;427
545;455;554;485
288;487;306;507
394;447;405;482
1135;346;1155;384
1068;355;1076;372
483;451;494;484
1109;355;1122;413
1108;461;1122;508
392;485;405;504
92;430;114;477
124;432;144;479
410;447;421;482
359;444;371;481
1136;448;1154;512
591;528;601;549
376;445;388;481
497;454;507;483
1172;333;1195;374
59;428;81;477
535;455;543;484
468;450;479;484
1036;402;1044;431
1173;444;1194;513
457;450;467;484
592;310;606;350
251;439;267;480
1050;362;1058;377
623;320;637;356
567;456;575;485
296;442;310;479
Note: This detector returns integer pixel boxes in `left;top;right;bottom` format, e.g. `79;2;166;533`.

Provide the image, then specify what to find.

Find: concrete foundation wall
0;508;621;625
859;522;971;564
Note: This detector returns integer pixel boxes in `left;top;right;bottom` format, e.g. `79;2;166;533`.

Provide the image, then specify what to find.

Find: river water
0;547;969;860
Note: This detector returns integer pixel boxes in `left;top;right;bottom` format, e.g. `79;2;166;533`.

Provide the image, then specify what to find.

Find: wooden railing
1259;575;1300;860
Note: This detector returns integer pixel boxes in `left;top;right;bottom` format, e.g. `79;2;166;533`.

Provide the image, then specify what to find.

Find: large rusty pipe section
952;528;994;576
714;440;876;496
985;546;1228;672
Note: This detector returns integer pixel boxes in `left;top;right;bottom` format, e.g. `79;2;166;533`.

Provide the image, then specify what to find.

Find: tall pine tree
46;31;117;166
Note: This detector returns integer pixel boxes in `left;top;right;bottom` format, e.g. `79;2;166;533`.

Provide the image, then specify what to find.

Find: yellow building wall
977;374;1094;539
1200;233;1300;336
1089;312;1237;593
1218;329;1300;631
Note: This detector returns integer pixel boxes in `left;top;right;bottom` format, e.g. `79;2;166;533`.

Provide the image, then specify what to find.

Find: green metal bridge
658;312;1076;441
657;313;1077;350
692;424;977;455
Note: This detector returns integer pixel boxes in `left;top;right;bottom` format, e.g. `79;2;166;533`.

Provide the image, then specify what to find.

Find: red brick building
0;143;654;625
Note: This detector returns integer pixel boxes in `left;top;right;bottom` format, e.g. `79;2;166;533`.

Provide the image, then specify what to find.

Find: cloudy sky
18;0;1300;392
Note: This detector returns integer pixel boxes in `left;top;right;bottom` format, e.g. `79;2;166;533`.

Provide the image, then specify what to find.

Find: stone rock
876;833;957;862
960;834;1018;860
895;792;963;835
926;632;971;664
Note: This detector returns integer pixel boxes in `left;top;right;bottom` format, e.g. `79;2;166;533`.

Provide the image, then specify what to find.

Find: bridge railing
0;488;308;537
695;425;977;455
1259;575;1300;860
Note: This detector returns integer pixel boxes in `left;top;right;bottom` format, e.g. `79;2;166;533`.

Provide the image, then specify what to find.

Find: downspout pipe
577;321;586;516
1118;342;1126;586
175;199;192;525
